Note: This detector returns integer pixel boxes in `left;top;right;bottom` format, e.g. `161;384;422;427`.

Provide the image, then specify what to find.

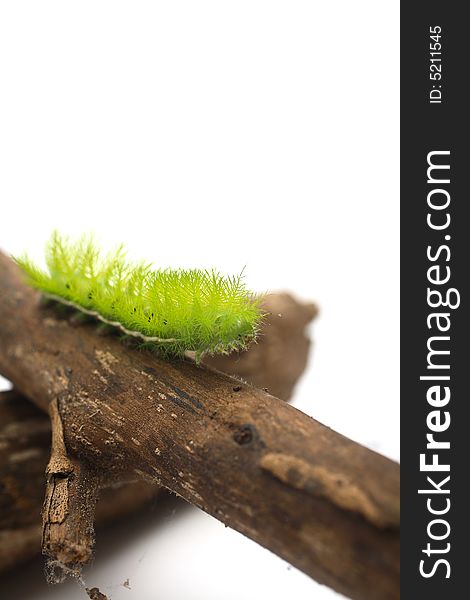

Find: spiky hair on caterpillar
14;232;265;362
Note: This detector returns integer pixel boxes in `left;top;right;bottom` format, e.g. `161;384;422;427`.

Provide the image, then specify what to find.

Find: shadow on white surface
0;491;342;600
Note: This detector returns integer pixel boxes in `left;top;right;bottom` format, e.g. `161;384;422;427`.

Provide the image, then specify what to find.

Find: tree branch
0;252;399;600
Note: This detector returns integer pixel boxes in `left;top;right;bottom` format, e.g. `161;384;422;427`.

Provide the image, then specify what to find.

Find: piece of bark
0;389;157;573
204;292;317;400
0;252;399;600
86;587;109;600
42;397;100;581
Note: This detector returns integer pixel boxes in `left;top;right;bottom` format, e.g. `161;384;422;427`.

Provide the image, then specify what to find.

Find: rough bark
0;389;157;573
0;252;400;600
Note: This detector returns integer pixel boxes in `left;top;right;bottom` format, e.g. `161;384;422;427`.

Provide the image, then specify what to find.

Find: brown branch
0;252;400;600
0;298;313;574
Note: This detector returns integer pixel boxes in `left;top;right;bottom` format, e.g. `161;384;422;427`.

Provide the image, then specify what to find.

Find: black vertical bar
401;2;467;598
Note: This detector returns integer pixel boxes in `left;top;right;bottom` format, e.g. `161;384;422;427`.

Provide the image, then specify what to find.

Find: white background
0;2;399;599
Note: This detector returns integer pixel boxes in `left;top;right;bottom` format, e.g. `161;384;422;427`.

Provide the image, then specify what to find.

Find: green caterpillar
15;232;264;361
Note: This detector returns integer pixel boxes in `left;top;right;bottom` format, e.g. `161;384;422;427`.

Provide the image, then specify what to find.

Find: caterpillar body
15;232;264;361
